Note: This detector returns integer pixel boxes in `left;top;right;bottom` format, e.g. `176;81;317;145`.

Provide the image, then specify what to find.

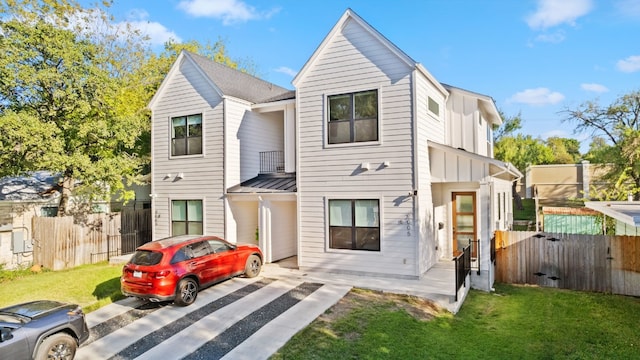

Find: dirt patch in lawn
320;288;444;323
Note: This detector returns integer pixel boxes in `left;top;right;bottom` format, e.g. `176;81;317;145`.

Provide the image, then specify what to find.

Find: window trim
170;199;204;236
324;87;382;148
168;112;205;159
427;96;440;119
325;196;383;253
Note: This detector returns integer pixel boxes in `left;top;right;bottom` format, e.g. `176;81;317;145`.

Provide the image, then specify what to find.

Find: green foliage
0;0;146;214
494;134;554;174
0;1;249;214
546;136;581;164
564;89;640;200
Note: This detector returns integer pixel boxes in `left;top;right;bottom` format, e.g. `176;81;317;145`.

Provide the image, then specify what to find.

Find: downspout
222;97;227;239
410;70;419;276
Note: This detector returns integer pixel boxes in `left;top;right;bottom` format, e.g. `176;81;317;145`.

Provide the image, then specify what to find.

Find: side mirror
0;328;13;342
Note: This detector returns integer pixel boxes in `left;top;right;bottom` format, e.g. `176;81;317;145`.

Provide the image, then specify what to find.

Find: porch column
258;197;272;263
284;103;296;173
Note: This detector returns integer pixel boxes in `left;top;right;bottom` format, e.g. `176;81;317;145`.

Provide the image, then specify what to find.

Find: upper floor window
328;90;378;144
329;199;380;251
428;96;440;118
172;114;202;156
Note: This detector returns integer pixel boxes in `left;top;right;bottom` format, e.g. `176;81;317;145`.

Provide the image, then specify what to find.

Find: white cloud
534;30;566;43
581;83;609;93
508;88;565;106
526;0;593;30
177;0;279;25
122;9;181;45
617;55;640;73
274;66;297;77
69;8;180;46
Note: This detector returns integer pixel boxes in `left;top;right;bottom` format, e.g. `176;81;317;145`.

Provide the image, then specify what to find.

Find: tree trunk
512;181;524;210
57;175;74;217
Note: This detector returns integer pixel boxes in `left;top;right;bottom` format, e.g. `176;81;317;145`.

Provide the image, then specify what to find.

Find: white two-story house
148;9;521;292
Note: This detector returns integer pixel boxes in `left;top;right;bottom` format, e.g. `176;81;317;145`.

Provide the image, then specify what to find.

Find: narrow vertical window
428;96;439;117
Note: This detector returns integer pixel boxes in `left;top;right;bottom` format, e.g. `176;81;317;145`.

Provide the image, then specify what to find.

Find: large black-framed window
329;199;380;251
171;114;202;156
171;200;203;235
328;90;378;144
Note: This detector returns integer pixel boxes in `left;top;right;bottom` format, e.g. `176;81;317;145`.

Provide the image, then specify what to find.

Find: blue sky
101;0;640;152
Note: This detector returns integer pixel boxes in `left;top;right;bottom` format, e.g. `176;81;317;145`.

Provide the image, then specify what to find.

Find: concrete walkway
78;277;351;360
260;257;465;314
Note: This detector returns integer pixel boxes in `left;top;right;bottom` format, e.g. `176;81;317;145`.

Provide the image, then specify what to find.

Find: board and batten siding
151;58;225;240
296;18;421;278
446;92;480;152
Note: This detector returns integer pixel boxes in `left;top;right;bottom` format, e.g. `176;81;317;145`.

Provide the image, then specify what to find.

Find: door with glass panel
451;192;476;258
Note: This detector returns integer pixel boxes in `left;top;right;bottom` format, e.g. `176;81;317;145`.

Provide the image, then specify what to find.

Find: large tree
546;136;581;164
563;89;640;200
493;112;555;174
0;0;148;215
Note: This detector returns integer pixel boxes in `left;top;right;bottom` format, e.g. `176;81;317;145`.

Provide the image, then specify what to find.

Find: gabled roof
149;51;294;109
292;8;448;97
0;171;58;201
442;83;502;126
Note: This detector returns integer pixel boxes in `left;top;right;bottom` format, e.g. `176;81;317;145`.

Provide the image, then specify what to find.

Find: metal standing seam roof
186;51;295;104
227;174;297;193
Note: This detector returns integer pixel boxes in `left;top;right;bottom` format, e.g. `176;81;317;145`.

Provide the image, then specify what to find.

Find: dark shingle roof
228;173;296;193
186;51;294;104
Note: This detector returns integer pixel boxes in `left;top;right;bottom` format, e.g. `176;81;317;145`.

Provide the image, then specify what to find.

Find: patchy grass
0;262;125;313
271;284;640;360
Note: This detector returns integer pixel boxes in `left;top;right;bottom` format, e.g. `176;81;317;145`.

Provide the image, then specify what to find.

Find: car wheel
35;332;76;360
174;278;198;306
244;254;262;278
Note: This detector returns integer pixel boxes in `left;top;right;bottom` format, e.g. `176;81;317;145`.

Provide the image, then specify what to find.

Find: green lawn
0;262;124;313
271;284;640;360
3;263;640;359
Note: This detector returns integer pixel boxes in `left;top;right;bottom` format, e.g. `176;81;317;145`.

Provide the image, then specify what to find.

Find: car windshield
0;312;26;324
130;250;163;265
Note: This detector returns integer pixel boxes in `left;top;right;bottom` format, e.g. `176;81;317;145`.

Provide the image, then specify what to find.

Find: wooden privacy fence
495;231;640;297
32;209;151;270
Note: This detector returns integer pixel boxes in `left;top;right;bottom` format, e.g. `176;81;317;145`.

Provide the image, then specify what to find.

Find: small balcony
259;151;285;174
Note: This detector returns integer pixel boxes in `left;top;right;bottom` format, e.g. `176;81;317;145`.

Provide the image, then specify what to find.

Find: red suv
121;235;263;306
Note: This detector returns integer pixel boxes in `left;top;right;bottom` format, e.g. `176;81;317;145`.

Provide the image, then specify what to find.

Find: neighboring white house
148;9;521;291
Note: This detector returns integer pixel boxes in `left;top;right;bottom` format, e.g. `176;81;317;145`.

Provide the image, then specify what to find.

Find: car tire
35;332;76;360
244;254;262;278
174;278;198;306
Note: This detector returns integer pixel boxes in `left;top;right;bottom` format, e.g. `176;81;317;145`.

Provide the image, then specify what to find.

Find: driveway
76;276;350;360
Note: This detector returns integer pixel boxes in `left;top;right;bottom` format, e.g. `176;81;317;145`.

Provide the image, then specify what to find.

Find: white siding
297;18;420;278
270;201;297;261
414;72;446;274
446;92;478;151
151;58;225;239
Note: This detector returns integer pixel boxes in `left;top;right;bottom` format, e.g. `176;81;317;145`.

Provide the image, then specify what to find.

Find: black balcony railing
454;245;471;301
260;151;285;174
